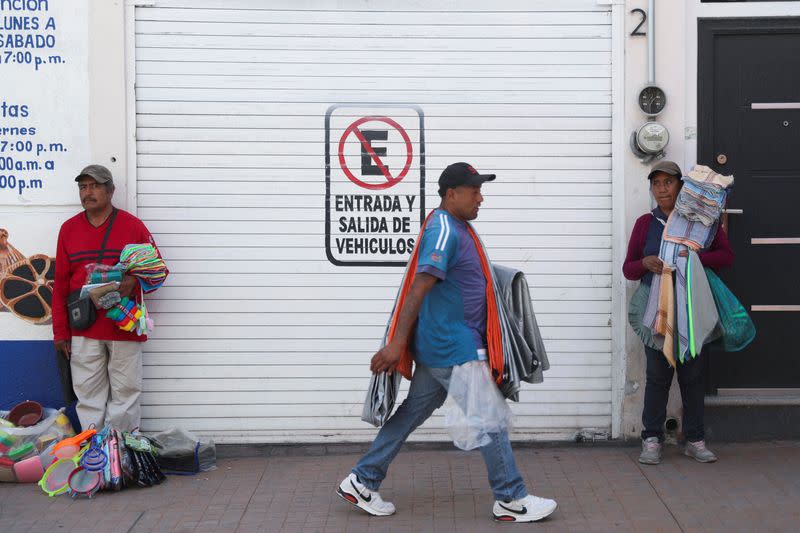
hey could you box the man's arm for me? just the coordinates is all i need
[52,226,72,358]
[369,272,438,374]
[120,218,169,299]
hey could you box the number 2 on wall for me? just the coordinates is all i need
[630,8,647,37]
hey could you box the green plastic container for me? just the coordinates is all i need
[8,442,35,461]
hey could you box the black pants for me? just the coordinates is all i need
[641,345,706,442]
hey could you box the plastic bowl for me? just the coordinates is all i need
[7,401,43,427]
[13,454,45,483]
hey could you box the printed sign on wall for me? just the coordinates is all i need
[325,104,425,266]
[0,0,90,205]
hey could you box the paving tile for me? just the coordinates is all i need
[1,442,799,532]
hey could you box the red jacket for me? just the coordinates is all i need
[52,208,168,342]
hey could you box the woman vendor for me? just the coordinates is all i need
[623,160,733,465]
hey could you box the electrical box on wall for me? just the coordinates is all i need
[632,85,669,162]
[630,121,669,162]
[638,85,666,116]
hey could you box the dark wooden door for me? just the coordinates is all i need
[699,18,800,390]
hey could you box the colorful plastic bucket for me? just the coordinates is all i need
[12,454,44,483]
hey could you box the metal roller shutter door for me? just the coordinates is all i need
[134,0,614,443]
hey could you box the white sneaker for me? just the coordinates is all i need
[336,473,396,516]
[684,440,718,463]
[492,494,557,522]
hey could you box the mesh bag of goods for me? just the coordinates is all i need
[148,427,216,474]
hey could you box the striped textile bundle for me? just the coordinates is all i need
[675,165,733,226]
[117,244,168,292]
[643,211,718,365]
[661,212,718,251]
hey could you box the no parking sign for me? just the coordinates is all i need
[325,105,425,266]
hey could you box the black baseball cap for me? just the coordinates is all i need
[438,162,496,196]
[647,160,682,181]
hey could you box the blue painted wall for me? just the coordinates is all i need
[0,340,78,429]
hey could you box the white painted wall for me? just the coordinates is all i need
[0,0,126,340]
[18,0,795,444]
[619,0,800,440]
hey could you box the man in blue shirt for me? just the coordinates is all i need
[337,162,557,523]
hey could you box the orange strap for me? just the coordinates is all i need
[391,210,504,384]
[389,211,432,380]
[465,226,505,385]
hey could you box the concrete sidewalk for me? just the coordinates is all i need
[1,441,798,532]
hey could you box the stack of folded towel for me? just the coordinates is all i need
[675,165,733,226]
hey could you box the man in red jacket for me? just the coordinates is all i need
[52,164,168,431]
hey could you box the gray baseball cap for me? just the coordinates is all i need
[75,164,113,184]
[647,160,682,180]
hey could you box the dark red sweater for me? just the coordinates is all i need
[52,209,168,342]
[622,212,734,281]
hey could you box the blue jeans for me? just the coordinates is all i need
[353,363,528,502]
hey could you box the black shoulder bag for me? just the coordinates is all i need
[67,208,118,330]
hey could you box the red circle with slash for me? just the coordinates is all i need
[338,116,413,190]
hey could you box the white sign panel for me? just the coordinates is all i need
[325,104,425,266]
[0,0,90,205]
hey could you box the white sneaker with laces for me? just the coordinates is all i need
[639,436,663,465]
[336,473,396,516]
[492,494,557,522]
[684,440,718,463]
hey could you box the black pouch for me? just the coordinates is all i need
[67,289,96,330]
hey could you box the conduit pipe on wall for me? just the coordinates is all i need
[648,0,655,83]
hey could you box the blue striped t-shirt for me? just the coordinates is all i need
[413,209,487,368]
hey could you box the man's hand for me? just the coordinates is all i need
[118,275,138,299]
[370,342,404,375]
[54,339,71,360]
[642,256,664,274]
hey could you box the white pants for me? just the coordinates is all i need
[70,337,143,431]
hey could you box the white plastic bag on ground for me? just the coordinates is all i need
[0,408,74,450]
[442,361,514,450]
[0,408,75,482]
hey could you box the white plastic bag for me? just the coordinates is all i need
[0,408,75,482]
[0,408,74,448]
[442,361,514,450]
